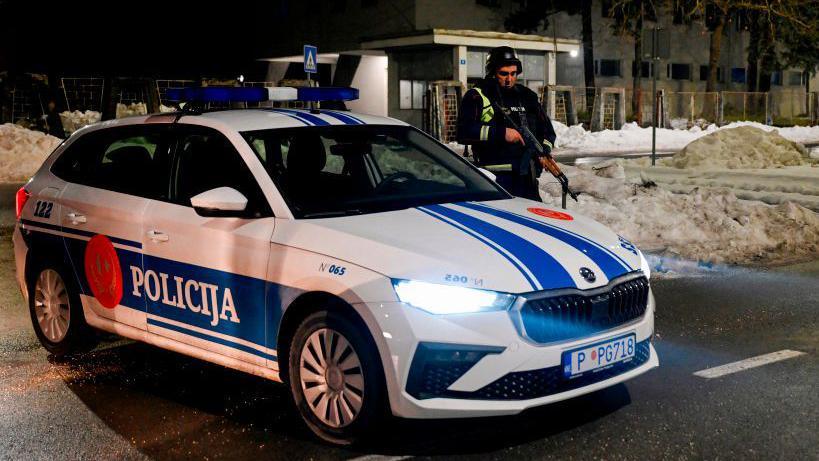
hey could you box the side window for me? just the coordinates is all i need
[51,126,170,200]
[51,131,107,185]
[173,128,271,218]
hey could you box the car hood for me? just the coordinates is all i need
[272,198,642,294]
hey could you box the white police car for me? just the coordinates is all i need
[13,87,657,444]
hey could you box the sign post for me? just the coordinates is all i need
[304,44,318,111]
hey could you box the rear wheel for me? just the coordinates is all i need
[288,310,387,445]
[29,264,95,356]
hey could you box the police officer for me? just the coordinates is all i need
[457,46,557,201]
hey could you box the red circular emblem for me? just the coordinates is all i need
[84,234,123,309]
[527,207,574,221]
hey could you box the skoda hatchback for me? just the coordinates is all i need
[13,89,657,445]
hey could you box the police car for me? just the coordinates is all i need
[13,86,657,444]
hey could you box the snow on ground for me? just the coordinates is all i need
[116,102,148,119]
[0,124,61,182]
[538,160,819,266]
[670,126,809,169]
[552,120,819,154]
[59,110,101,135]
[622,126,819,211]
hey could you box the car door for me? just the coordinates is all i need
[53,124,172,330]
[140,124,276,369]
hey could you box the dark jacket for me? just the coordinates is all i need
[457,78,556,175]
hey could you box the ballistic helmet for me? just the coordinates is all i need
[485,46,523,77]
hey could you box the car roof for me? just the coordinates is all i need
[198,109,409,132]
[79,109,409,134]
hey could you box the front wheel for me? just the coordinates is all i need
[288,310,387,445]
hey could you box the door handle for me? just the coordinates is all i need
[147,230,169,242]
[66,212,86,224]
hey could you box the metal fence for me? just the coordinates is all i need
[543,86,819,129]
[60,77,104,113]
[664,92,720,128]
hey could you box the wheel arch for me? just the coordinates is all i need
[276,291,381,385]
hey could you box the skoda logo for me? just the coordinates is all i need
[579,267,596,283]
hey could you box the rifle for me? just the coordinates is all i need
[491,101,578,209]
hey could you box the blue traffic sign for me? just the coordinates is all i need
[304,45,318,74]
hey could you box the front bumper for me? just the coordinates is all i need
[355,287,657,419]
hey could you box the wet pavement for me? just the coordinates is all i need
[1,196,817,459]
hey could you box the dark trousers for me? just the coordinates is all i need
[495,170,542,202]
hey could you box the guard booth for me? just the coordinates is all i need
[361,29,580,137]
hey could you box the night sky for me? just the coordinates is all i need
[0,0,295,79]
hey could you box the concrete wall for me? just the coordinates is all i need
[347,55,389,116]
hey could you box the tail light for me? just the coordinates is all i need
[15,186,30,220]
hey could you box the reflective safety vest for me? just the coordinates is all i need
[473,88,494,123]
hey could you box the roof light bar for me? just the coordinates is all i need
[164,86,358,104]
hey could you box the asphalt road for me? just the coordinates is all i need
[1,191,817,460]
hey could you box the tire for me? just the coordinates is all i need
[28,263,96,357]
[288,310,388,445]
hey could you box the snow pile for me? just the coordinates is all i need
[0,124,61,182]
[552,120,819,153]
[116,102,147,118]
[671,126,810,170]
[538,160,819,266]
[59,110,101,134]
[159,104,177,113]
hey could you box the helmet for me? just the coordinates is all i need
[485,46,523,77]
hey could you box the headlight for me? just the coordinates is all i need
[639,251,651,280]
[393,280,516,315]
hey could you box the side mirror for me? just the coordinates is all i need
[190,187,248,217]
[478,167,497,182]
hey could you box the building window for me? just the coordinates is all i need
[596,59,621,77]
[633,61,652,78]
[771,71,782,86]
[699,65,723,82]
[399,80,426,110]
[668,63,692,80]
[786,71,803,86]
[731,67,746,84]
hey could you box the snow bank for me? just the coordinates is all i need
[538,160,819,266]
[552,120,819,153]
[116,102,147,118]
[59,110,101,135]
[0,124,61,182]
[671,126,810,169]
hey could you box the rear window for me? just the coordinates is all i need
[52,126,171,200]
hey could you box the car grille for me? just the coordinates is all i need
[519,275,649,344]
[411,339,651,400]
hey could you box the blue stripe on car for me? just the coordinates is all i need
[266,108,330,126]
[322,110,364,125]
[20,218,142,249]
[416,207,539,291]
[420,204,576,290]
[147,317,277,362]
[456,202,632,279]
[264,109,311,126]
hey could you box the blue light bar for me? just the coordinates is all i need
[296,87,359,102]
[165,86,359,105]
[165,87,268,103]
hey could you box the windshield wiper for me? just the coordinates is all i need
[301,209,363,218]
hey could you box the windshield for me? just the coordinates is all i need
[241,124,509,218]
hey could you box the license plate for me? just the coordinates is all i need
[562,333,636,378]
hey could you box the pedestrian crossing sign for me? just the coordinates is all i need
[304,45,318,74]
